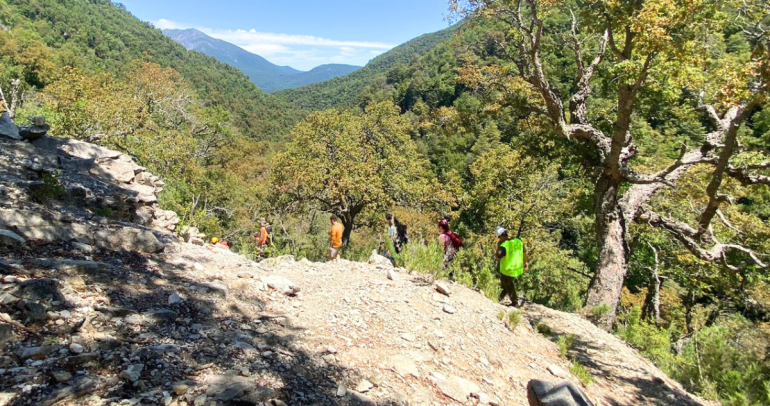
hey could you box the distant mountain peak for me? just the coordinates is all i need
[163,29,361,93]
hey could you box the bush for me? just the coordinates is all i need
[30,172,65,201]
[570,362,593,386]
[586,304,611,323]
[616,308,770,406]
[399,241,445,276]
[616,307,675,369]
[669,324,770,406]
[557,334,575,358]
[498,309,521,331]
[535,323,553,337]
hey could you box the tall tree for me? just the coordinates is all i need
[272,102,446,245]
[451,0,770,329]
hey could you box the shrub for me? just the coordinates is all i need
[535,323,553,337]
[557,334,575,358]
[669,324,770,406]
[499,309,521,331]
[589,304,611,319]
[570,362,593,386]
[616,307,675,370]
[30,171,65,201]
[399,241,444,276]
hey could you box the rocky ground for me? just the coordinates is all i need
[0,135,715,406]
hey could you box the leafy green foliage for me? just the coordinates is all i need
[535,323,553,337]
[272,102,447,244]
[498,309,521,331]
[2,0,300,140]
[569,362,593,386]
[30,171,65,201]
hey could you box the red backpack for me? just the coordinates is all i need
[444,231,464,250]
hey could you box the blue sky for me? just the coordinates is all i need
[119,0,453,70]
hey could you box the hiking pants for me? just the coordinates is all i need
[499,274,518,305]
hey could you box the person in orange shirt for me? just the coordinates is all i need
[256,219,269,248]
[329,215,345,261]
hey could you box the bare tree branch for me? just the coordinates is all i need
[697,102,758,236]
[728,164,770,185]
[638,208,767,268]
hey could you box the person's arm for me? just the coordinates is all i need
[496,245,506,260]
[524,244,529,271]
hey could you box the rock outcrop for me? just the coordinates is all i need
[0,136,178,253]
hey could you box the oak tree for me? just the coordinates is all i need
[272,102,445,245]
[451,0,770,329]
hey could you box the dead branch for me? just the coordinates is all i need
[637,208,767,269]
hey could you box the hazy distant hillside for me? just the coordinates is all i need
[164,29,360,92]
[275,24,459,111]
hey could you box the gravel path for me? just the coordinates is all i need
[0,242,715,406]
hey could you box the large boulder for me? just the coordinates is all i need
[258,255,295,269]
[436,376,480,402]
[152,209,179,232]
[261,275,300,296]
[368,250,393,267]
[0,209,92,244]
[134,206,155,226]
[92,156,138,184]
[12,279,64,303]
[56,137,121,160]
[181,226,206,244]
[93,227,165,253]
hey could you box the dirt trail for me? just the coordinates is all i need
[0,242,716,406]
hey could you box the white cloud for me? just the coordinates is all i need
[154,19,188,30]
[153,19,395,70]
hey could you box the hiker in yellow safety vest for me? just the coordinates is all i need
[495,226,528,307]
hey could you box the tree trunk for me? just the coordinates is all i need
[340,214,354,248]
[642,274,665,326]
[585,175,629,330]
[652,277,664,326]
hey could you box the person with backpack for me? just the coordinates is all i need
[495,226,529,306]
[385,213,408,254]
[254,219,273,257]
[438,219,463,271]
[256,219,269,248]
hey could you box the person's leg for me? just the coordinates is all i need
[500,274,515,305]
[511,277,519,307]
[498,274,508,302]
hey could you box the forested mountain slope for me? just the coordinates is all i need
[2,0,300,139]
[164,29,360,93]
[275,24,460,110]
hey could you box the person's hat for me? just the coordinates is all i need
[496,226,508,238]
[211,237,219,244]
